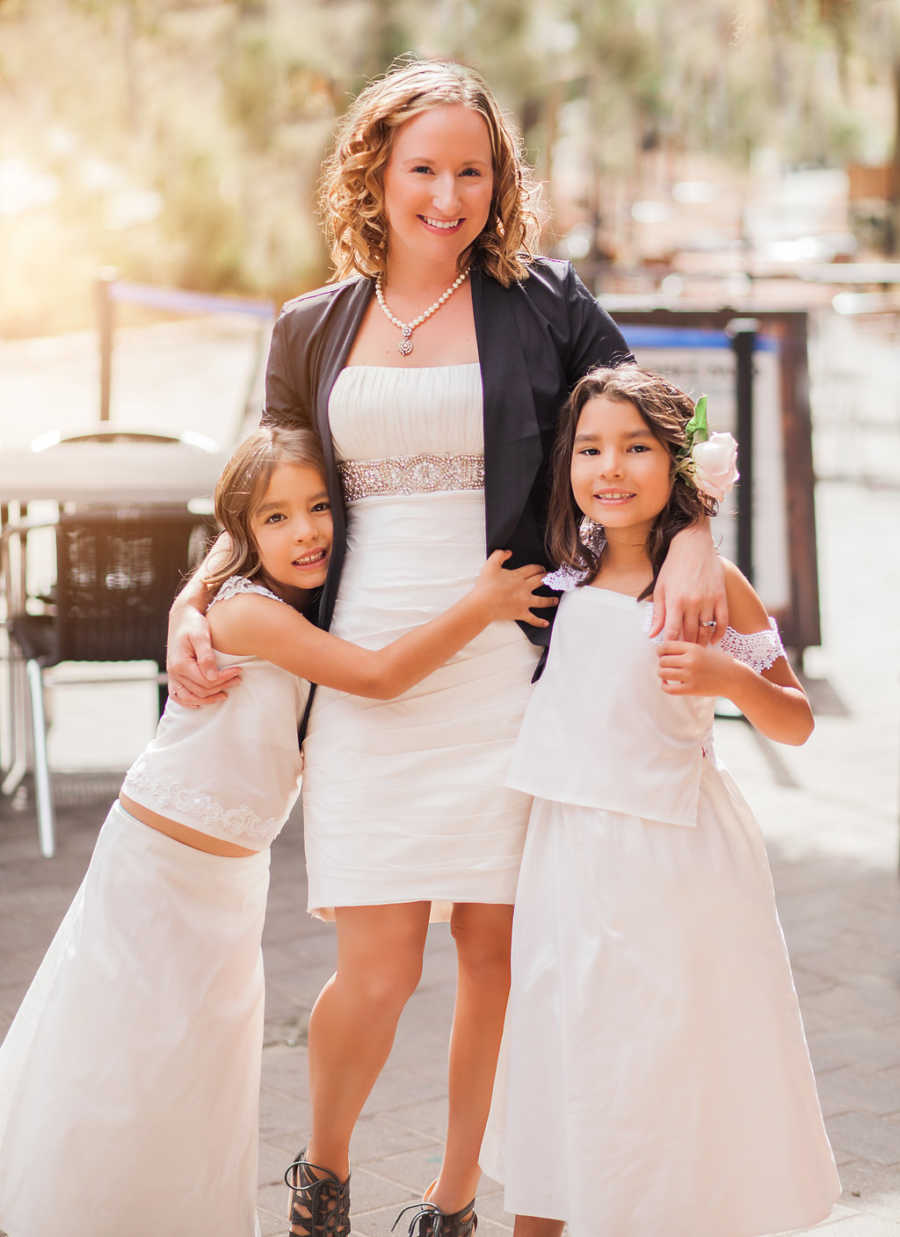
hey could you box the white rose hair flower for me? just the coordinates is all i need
[683,396,739,502]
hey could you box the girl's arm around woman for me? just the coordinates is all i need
[656,559,814,746]
[209,551,553,700]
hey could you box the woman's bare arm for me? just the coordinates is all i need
[649,519,728,646]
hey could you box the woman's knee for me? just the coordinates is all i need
[451,904,513,981]
[334,904,428,1012]
[345,949,423,1011]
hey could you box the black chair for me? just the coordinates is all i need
[3,509,213,856]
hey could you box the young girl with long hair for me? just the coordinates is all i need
[480,367,841,1237]
[0,426,552,1237]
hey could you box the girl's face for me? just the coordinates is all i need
[249,462,332,599]
[381,103,494,270]
[571,395,673,540]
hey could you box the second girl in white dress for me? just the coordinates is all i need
[481,367,841,1237]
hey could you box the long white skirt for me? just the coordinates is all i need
[481,765,841,1237]
[0,801,269,1237]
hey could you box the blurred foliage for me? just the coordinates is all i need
[1,0,898,334]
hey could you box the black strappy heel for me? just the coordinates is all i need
[284,1148,351,1237]
[392,1197,478,1237]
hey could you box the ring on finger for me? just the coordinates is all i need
[700,619,717,628]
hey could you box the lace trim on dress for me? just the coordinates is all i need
[123,752,288,844]
[208,575,287,609]
[542,563,590,592]
[719,617,785,673]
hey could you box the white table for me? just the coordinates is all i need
[0,437,227,506]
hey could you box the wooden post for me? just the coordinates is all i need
[96,268,117,423]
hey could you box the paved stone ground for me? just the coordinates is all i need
[2,478,898,1235]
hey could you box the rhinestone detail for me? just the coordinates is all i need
[338,453,485,504]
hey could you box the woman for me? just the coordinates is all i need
[168,58,726,1237]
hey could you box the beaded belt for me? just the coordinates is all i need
[338,453,485,503]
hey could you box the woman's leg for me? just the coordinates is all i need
[304,901,431,1178]
[428,901,514,1212]
[513,1217,565,1237]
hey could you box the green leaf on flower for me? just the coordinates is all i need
[685,395,709,446]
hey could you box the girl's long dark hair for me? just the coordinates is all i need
[546,366,718,600]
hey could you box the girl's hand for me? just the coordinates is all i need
[473,550,558,626]
[166,603,241,707]
[656,640,738,698]
[649,522,727,645]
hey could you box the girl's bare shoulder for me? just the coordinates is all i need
[720,558,771,634]
[207,586,311,657]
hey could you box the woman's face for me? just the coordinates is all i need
[381,103,494,271]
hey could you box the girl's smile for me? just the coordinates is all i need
[571,394,672,541]
[250,462,333,601]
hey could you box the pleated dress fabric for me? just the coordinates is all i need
[480,586,841,1237]
[0,802,268,1237]
[301,364,541,922]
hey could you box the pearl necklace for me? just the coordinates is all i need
[374,267,470,356]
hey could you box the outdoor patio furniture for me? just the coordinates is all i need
[2,509,213,857]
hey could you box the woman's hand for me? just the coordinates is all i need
[656,640,738,698]
[472,550,558,626]
[166,601,241,708]
[649,522,727,645]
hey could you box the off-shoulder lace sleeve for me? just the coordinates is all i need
[543,564,590,592]
[208,575,287,609]
[719,617,785,673]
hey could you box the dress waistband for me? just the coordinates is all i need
[338,453,485,503]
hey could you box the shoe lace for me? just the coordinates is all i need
[285,1156,349,1237]
[392,1201,441,1237]
[392,1200,477,1237]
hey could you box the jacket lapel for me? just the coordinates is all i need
[472,267,543,551]
[314,276,374,625]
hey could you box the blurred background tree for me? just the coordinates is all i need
[1,0,897,334]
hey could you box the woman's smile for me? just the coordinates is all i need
[418,214,465,233]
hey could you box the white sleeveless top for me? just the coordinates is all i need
[507,584,785,829]
[121,577,309,851]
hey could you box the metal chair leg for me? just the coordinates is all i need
[25,658,55,858]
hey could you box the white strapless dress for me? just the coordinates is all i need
[301,364,541,922]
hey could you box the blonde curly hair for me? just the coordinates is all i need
[320,57,540,287]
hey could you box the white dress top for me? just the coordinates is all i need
[508,586,712,827]
[121,576,309,851]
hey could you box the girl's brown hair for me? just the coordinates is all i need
[320,56,540,286]
[205,426,326,590]
[546,366,718,599]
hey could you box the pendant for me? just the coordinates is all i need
[399,326,414,357]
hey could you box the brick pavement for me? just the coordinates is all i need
[1,478,899,1235]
